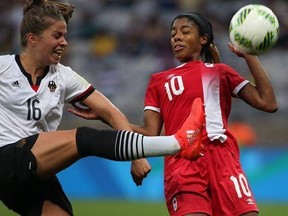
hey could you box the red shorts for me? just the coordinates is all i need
[164,139,259,216]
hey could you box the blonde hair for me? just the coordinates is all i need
[20,0,75,46]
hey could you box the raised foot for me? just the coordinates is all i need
[175,97,205,160]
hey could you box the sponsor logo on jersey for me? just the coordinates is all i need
[48,80,57,92]
[11,80,20,87]
[246,197,254,205]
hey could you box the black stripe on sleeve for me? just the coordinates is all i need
[69,85,95,104]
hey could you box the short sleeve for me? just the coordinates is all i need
[219,64,249,97]
[54,64,95,103]
[144,75,160,113]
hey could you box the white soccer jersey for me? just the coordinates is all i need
[0,54,94,147]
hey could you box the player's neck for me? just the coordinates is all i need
[19,53,47,84]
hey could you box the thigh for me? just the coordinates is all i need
[208,141,259,216]
[164,158,211,216]
[31,129,79,179]
[1,175,73,216]
[167,192,211,216]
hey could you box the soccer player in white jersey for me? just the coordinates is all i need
[0,1,205,215]
[70,12,278,216]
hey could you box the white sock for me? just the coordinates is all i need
[143,135,180,157]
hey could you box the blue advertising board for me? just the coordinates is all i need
[58,147,288,202]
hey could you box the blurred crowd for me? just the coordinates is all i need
[1,0,288,145]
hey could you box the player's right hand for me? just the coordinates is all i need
[130,159,151,186]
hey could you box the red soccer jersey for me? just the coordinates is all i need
[144,60,249,174]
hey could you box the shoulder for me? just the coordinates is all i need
[0,54,14,61]
[49,63,86,84]
[0,54,15,71]
[50,63,81,78]
[51,63,73,73]
[214,63,235,71]
[150,66,179,80]
[201,62,230,69]
[50,63,91,87]
[203,62,238,75]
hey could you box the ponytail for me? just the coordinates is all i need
[204,44,221,63]
[23,0,47,15]
[23,0,74,23]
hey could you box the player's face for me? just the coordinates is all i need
[170,17,207,63]
[34,20,68,65]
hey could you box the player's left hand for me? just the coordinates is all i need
[228,43,246,57]
[130,159,151,186]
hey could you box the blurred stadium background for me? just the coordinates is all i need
[0,0,288,215]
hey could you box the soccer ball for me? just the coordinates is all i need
[229,4,280,55]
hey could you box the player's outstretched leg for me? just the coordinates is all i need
[175,97,205,160]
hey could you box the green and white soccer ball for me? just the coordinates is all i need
[229,4,280,55]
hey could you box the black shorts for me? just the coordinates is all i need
[0,134,73,216]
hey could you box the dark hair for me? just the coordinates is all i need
[20,0,75,47]
[171,12,219,63]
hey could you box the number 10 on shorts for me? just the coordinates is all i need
[230,174,252,198]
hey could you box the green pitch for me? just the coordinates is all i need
[1,200,288,215]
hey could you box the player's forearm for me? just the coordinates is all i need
[106,110,133,131]
[130,124,153,136]
[245,56,278,112]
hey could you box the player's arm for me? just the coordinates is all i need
[228,43,278,113]
[68,100,163,135]
[69,91,154,186]
[80,90,132,131]
[130,110,163,186]
[131,110,163,136]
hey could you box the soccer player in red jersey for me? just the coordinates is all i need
[136,12,277,216]
[69,12,277,216]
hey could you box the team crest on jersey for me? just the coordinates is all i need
[16,138,26,148]
[48,80,57,92]
[172,197,178,211]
